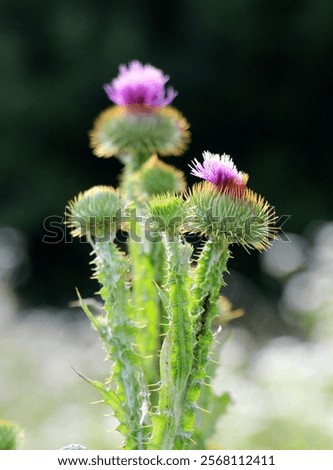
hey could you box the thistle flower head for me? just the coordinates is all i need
[104,60,177,107]
[90,106,190,160]
[184,182,277,251]
[66,186,123,239]
[189,151,248,196]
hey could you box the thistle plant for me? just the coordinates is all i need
[66,61,277,450]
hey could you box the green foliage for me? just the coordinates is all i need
[0,419,22,450]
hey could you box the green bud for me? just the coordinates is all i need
[146,194,185,233]
[66,186,123,239]
[128,155,186,198]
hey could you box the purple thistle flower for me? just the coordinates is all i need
[190,151,248,196]
[104,61,178,107]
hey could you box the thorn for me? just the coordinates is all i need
[203,382,213,388]
[148,380,161,387]
[210,358,219,364]
[196,405,211,414]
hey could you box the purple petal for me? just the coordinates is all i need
[189,152,247,195]
[104,61,177,107]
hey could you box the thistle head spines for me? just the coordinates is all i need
[89,106,190,161]
[184,182,277,251]
[66,185,123,239]
[146,193,185,233]
[89,107,126,158]
[135,155,187,196]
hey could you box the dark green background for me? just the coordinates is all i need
[1,0,332,307]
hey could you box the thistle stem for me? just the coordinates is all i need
[91,240,149,449]
[182,238,230,434]
[120,155,166,390]
[149,232,193,450]
[128,222,161,388]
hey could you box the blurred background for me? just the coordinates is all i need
[1,0,333,449]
